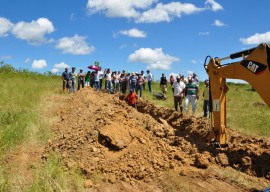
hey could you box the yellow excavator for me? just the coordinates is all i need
[204,43,270,147]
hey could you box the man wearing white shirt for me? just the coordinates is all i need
[146,70,153,93]
[98,67,104,90]
[172,76,186,113]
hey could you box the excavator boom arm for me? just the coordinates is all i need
[204,43,270,145]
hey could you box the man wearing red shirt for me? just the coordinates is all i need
[126,89,138,108]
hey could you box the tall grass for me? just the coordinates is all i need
[226,83,270,137]
[0,63,73,191]
[0,65,60,153]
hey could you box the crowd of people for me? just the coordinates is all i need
[62,67,209,117]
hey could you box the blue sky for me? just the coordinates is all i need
[0,0,270,82]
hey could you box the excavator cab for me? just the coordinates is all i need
[204,43,270,147]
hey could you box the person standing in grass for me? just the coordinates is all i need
[106,68,112,93]
[62,67,70,93]
[98,67,104,90]
[203,79,210,117]
[172,76,186,113]
[183,78,200,116]
[170,75,174,86]
[120,72,128,94]
[160,73,168,96]
[146,70,153,93]
[85,71,91,86]
[136,74,145,97]
[93,71,100,91]
[129,72,138,92]
[77,69,85,90]
[114,71,120,93]
[141,70,146,90]
[69,67,77,93]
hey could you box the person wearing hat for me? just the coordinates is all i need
[146,70,153,93]
[62,67,70,93]
[202,79,210,117]
[129,72,138,92]
[77,68,85,90]
[69,67,77,93]
[172,76,186,113]
[183,78,200,116]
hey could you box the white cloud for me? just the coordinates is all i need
[56,34,95,55]
[51,68,59,73]
[205,0,223,11]
[213,19,225,27]
[32,59,47,69]
[87,0,157,18]
[240,32,270,45]
[51,62,70,74]
[136,2,204,23]
[119,28,146,38]
[12,18,54,45]
[128,48,179,70]
[87,0,219,23]
[54,62,70,69]
[198,31,210,36]
[0,17,13,37]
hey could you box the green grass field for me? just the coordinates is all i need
[0,62,269,191]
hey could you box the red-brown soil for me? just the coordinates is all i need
[43,87,270,191]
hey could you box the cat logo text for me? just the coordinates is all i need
[241,60,267,75]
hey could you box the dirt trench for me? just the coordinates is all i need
[43,87,270,191]
[136,100,270,180]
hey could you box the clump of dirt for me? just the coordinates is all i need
[43,87,270,191]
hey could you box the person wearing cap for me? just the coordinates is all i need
[183,78,200,116]
[160,73,168,96]
[172,76,186,113]
[69,67,77,93]
[203,79,210,117]
[126,89,138,109]
[77,69,85,90]
[146,70,153,93]
[62,67,70,93]
[129,72,138,92]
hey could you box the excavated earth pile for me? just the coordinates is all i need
[43,87,270,191]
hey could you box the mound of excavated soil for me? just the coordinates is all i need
[43,87,270,191]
